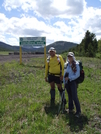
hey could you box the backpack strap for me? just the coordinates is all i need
[64,62,68,69]
[47,56,50,75]
[56,55,62,76]
[47,56,50,63]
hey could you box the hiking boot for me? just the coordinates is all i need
[50,89,55,106]
[50,99,55,106]
[69,109,74,114]
[63,99,67,104]
[75,112,81,118]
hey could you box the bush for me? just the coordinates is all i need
[96,53,101,59]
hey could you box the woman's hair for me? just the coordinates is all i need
[67,54,77,73]
[71,60,77,73]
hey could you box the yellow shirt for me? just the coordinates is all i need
[45,54,64,77]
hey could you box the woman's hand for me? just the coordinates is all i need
[60,75,63,81]
[65,77,69,81]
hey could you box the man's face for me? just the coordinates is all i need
[49,51,55,57]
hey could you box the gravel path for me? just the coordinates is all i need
[0,54,44,63]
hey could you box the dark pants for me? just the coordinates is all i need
[65,80,81,113]
[48,74,61,84]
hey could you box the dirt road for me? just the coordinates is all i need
[0,54,45,64]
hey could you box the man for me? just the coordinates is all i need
[45,47,66,106]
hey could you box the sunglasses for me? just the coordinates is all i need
[68,55,72,57]
[50,51,54,52]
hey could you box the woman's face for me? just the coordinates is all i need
[68,55,73,63]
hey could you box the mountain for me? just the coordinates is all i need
[31,41,78,53]
[45,41,78,53]
[0,41,78,53]
[0,41,36,52]
[0,41,19,51]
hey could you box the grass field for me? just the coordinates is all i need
[0,51,10,55]
[0,56,101,134]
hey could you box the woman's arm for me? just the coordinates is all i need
[68,63,80,81]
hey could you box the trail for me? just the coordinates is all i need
[0,54,44,63]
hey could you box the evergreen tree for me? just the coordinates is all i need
[80,30,98,56]
[68,30,98,57]
[98,39,101,53]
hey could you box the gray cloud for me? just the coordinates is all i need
[35,0,85,18]
[35,0,61,18]
[21,29,47,36]
[1,0,101,45]
[96,32,101,36]
[5,27,47,37]
[85,15,101,32]
[66,0,84,15]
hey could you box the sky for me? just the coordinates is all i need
[0,0,101,46]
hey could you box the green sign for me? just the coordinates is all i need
[19,37,46,46]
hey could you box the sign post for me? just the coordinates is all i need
[19,46,22,64]
[44,46,46,66]
[19,37,46,65]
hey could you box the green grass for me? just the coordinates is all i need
[0,51,10,55]
[0,56,101,134]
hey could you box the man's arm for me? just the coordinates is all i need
[59,55,64,80]
[60,55,64,76]
[45,60,48,81]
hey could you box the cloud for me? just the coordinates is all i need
[0,13,9,33]
[0,13,75,45]
[7,37,18,45]
[53,21,72,37]
[0,35,6,43]
[1,0,101,46]
[81,7,101,39]
[0,13,57,45]
[3,0,37,12]
[3,0,22,11]
[3,0,86,18]
[21,29,47,36]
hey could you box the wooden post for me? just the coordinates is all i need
[20,46,22,64]
[44,46,46,67]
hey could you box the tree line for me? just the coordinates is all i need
[68,30,101,58]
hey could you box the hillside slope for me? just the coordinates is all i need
[0,41,77,53]
[46,41,77,53]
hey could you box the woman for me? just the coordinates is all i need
[64,52,81,117]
